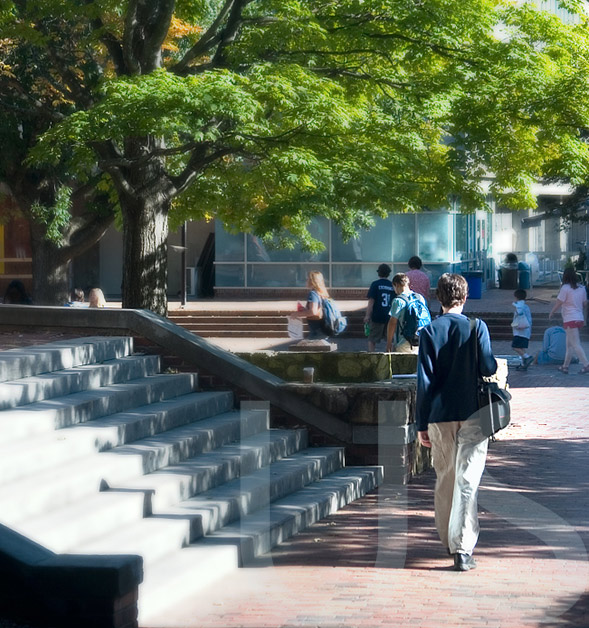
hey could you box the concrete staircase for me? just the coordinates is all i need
[0,336,382,623]
[167,308,366,339]
[168,308,589,342]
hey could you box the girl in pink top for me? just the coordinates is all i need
[549,267,589,374]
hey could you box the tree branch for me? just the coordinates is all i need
[0,79,65,123]
[211,0,253,67]
[91,141,136,200]
[171,146,234,195]
[60,203,116,262]
[141,0,176,72]
[122,0,142,74]
[172,0,236,74]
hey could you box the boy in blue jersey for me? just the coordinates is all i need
[364,263,394,351]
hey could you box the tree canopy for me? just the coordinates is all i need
[2,0,589,312]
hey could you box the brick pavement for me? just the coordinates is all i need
[1,324,589,628]
[143,370,589,628]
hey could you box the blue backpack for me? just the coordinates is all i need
[321,298,348,336]
[397,292,431,346]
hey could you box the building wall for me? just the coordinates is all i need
[214,212,477,292]
[97,219,214,298]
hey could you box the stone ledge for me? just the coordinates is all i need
[0,524,143,628]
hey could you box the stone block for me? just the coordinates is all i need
[352,423,416,445]
[237,351,413,384]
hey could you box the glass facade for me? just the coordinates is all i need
[215,211,477,289]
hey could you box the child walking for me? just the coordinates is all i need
[512,289,533,370]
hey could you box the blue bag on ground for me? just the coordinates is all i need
[321,298,348,336]
[398,293,431,345]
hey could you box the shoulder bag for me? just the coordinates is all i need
[470,318,512,438]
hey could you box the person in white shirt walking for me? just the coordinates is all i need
[549,267,589,374]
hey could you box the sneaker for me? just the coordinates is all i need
[454,552,477,572]
[523,355,534,369]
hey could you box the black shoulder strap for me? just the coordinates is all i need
[470,317,479,371]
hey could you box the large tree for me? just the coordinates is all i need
[3,0,589,314]
[0,13,116,305]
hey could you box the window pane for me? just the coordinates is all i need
[247,264,329,287]
[332,264,378,287]
[332,216,397,263]
[390,214,417,262]
[418,214,450,262]
[247,218,329,262]
[215,263,244,286]
[215,223,244,262]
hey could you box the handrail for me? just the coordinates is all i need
[0,304,352,441]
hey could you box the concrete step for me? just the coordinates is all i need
[55,446,344,571]
[0,391,236,486]
[0,337,385,628]
[0,372,199,442]
[0,397,243,524]
[139,545,238,621]
[0,336,134,383]
[202,466,383,564]
[12,490,147,552]
[0,354,160,411]
[72,516,196,566]
[161,447,346,537]
[138,467,382,622]
[121,428,308,512]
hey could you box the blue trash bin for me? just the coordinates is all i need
[518,262,531,290]
[463,271,483,299]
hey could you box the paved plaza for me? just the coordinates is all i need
[1,284,589,628]
[140,368,589,628]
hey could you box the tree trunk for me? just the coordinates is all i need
[29,222,71,305]
[120,195,169,316]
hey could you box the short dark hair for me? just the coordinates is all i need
[377,263,392,278]
[408,256,422,270]
[513,289,527,300]
[436,273,468,308]
[392,273,410,288]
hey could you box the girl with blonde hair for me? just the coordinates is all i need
[88,288,107,308]
[289,270,330,339]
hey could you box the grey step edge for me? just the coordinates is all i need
[0,354,161,411]
[0,336,135,383]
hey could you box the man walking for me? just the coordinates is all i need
[386,273,429,354]
[364,263,394,351]
[416,273,497,571]
[406,255,431,302]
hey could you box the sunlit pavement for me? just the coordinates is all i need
[139,360,589,628]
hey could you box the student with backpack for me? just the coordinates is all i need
[386,273,431,353]
[288,270,347,339]
[364,263,394,352]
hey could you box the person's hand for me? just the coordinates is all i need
[385,342,392,352]
[418,430,432,448]
[363,316,370,324]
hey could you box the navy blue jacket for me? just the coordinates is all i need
[416,313,497,432]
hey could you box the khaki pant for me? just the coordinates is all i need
[428,420,488,555]
[395,341,418,354]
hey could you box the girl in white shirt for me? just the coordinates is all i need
[549,267,589,374]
